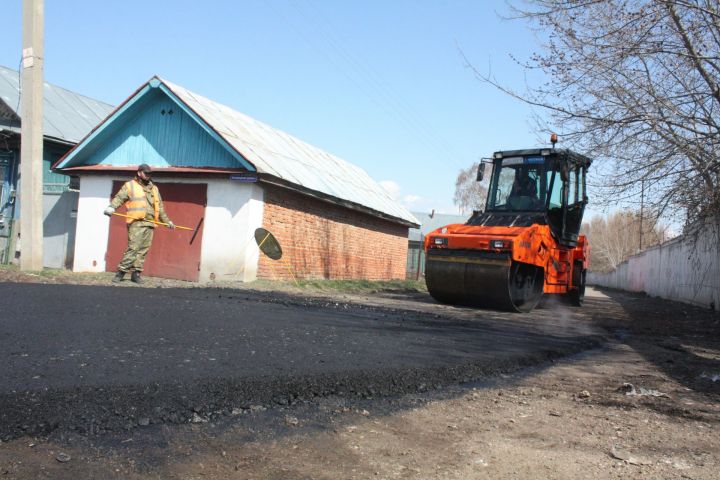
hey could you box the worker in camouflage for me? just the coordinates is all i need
[103,164,174,284]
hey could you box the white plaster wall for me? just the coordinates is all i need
[589,223,720,311]
[42,191,78,269]
[200,181,263,282]
[73,176,264,280]
[73,176,116,272]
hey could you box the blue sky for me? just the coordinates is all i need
[2,0,558,215]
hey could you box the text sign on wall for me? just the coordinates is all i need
[229,173,258,182]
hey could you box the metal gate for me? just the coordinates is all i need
[105,181,207,281]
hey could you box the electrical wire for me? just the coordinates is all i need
[264,0,466,168]
[14,57,22,119]
[298,0,465,162]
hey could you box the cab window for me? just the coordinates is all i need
[547,169,563,209]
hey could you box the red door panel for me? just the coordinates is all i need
[106,181,207,281]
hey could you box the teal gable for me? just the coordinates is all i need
[56,80,254,172]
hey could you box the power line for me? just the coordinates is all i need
[264,0,467,168]
[300,0,465,162]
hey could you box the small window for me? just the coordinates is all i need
[547,169,563,209]
[568,167,578,204]
[493,167,517,207]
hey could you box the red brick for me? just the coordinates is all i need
[258,186,408,280]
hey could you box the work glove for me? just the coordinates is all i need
[167,221,175,229]
[103,207,115,217]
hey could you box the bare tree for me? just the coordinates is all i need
[469,0,720,229]
[582,211,670,272]
[453,162,488,214]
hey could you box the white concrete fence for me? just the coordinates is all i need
[588,222,720,312]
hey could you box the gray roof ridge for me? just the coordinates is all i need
[157,77,375,177]
[150,76,419,227]
[0,64,114,113]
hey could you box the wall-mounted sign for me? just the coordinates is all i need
[229,173,258,182]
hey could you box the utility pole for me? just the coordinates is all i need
[20,0,44,271]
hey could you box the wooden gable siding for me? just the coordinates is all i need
[79,90,239,169]
[42,143,73,193]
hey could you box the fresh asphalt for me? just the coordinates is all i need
[0,282,604,440]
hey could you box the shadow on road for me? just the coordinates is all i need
[587,288,720,411]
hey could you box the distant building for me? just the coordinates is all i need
[407,211,468,279]
[0,65,114,266]
[55,76,419,282]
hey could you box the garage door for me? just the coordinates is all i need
[105,182,207,281]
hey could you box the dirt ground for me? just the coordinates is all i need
[1,269,719,479]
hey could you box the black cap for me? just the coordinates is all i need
[138,164,152,173]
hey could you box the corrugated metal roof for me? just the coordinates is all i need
[159,78,418,226]
[56,76,418,226]
[0,65,115,144]
[408,211,469,242]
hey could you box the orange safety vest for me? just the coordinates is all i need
[123,179,160,223]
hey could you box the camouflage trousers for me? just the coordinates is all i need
[117,221,155,272]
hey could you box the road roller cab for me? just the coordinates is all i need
[424,146,591,312]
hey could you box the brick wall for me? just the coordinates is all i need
[258,186,409,280]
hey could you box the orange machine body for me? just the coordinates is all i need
[424,223,588,295]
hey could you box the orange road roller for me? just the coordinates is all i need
[424,144,591,312]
